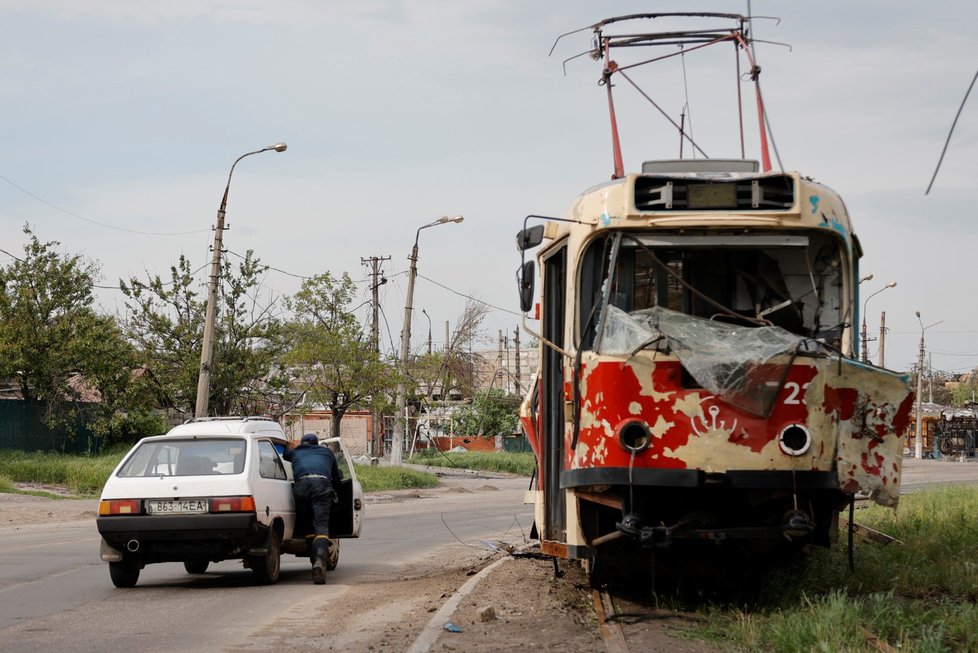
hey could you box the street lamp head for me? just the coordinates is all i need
[885,281,897,289]
[267,142,288,152]
[915,310,921,319]
[435,215,464,225]
[859,274,874,284]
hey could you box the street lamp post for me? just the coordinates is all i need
[914,311,944,459]
[194,143,287,418]
[860,282,896,364]
[422,308,433,355]
[391,216,463,465]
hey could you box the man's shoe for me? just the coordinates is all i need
[312,563,326,584]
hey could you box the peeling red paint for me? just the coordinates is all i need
[841,479,860,493]
[574,357,819,469]
[859,450,884,475]
[893,393,915,435]
[823,386,857,420]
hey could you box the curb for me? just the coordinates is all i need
[405,555,513,653]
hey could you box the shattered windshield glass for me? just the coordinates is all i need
[599,305,806,416]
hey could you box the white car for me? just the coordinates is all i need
[96,417,363,588]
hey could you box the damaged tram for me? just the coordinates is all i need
[517,14,914,581]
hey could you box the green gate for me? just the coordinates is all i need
[0,401,102,454]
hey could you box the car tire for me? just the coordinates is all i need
[326,538,340,571]
[109,562,140,588]
[250,532,281,585]
[184,560,209,574]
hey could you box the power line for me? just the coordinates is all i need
[226,249,313,280]
[0,173,211,236]
[0,247,24,263]
[416,272,521,316]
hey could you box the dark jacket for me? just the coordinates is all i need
[284,444,343,487]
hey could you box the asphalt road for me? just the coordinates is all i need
[1,458,975,651]
[0,472,533,653]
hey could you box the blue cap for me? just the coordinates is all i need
[301,433,319,445]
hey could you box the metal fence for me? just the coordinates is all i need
[0,401,101,454]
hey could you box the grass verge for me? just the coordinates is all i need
[0,451,439,496]
[0,451,121,496]
[353,464,439,492]
[683,485,978,652]
[408,449,535,476]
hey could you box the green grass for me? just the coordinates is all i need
[408,449,535,476]
[353,463,439,492]
[0,451,439,496]
[685,486,978,652]
[0,450,122,496]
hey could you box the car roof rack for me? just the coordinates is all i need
[183,416,277,424]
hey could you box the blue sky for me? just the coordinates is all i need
[1,1,977,376]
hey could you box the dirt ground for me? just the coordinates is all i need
[0,485,724,652]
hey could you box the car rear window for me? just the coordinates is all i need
[118,438,247,477]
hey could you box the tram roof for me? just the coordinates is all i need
[559,167,853,241]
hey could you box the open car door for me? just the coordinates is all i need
[322,437,363,538]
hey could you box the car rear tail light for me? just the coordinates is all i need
[209,496,256,513]
[98,499,142,515]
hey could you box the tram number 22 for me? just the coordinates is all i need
[766,381,811,405]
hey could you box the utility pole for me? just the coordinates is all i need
[514,326,522,396]
[860,318,869,363]
[878,311,887,367]
[914,314,943,458]
[498,329,504,392]
[929,352,934,404]
[361,255,390,457]
[393,215,464,466]
[915,343,925,459]
[195,143,286,418]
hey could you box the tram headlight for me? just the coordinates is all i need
[778,424,812,456]
[616,419,651,454]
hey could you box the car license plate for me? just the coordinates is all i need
[146,499,208,514]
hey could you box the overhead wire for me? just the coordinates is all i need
[679,44,696,158]
[416,273,521,317]
[926,65,978,194]
[0,173,209,236]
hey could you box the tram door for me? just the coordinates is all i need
[541,246,567,542]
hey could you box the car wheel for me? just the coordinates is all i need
[326,538,340,571]
[250,532,281,585]
[109,562,140,588]
[184,560,209,574]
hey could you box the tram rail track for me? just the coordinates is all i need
[593,586,713,652]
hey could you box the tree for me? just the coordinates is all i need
[0,226,156,440]
[285,272,394,439]
[121,250,289,417]
[952,373,978,406]
[412,300,490,402]
[75,315,167,444]
[454,388,520,437]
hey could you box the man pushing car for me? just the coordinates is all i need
[284,433,343,584]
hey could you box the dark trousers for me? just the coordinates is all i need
[294,476,334,562]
